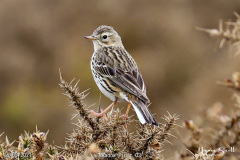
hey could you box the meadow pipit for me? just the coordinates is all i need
[85,25,158,126]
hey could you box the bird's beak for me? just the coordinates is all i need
[84,35,97,40]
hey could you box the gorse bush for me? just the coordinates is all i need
[197,12,240,56]
[0,73,178,160]
[177,12,240,160]
[57,72,178,160]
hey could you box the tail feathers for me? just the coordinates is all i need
[131,100,159,126]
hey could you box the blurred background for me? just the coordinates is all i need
[1,0,240,158]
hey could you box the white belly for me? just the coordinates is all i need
[95,77,116,101]
[91,60,117,101]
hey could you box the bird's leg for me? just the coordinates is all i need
[124,102,131,119]
[123,102,131,129]
[90,99,118,117]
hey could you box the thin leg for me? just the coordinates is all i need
[90,99,118,117]
[123,102,131,129]
[125,102,131,118]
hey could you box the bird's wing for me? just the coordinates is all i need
[94,51,150,103]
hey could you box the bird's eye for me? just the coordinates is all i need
[103,35,108,39]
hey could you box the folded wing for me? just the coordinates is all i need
[94,60,150,103]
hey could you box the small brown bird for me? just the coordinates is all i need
[85,25,158,126]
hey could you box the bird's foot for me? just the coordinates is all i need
[89,100,117,121]
[90,110,104,117]
[122,114,128,120]
[90,110,108,121]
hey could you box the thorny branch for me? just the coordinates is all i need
[58,71,178,160]
[197,12,240,55]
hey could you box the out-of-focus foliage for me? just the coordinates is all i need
[197,12,240,55]
[177,13,240,160]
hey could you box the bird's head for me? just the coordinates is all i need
[85,25,123,50]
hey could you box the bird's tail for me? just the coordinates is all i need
[130,99,158,126]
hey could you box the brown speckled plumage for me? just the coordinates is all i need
[85,25,158,126]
